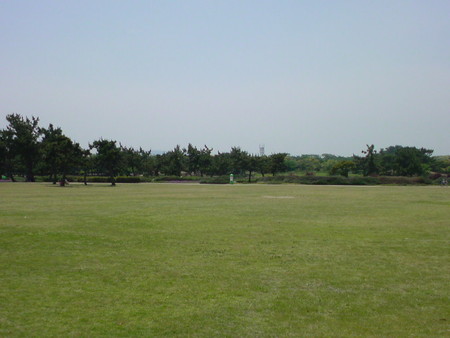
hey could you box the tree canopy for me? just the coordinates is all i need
[90,139,123,186]
[1,114,447,184]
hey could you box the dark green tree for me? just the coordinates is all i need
[40,125,84,186]
[121,146,143,176]
[362,144,378,176]
[229,147,249,176]
[184,143,201,176]
[0,128,18,181]
[153,154,163,176]
[198,145,213,177]
[40,124,63,184]
[378,146,402,175]
[268,153,288,176]
[4,114,42,181]
[394,147,433,176]
[246,155,260,182]
[209,152,232,176]
[160,145,186,176]
[137,148,154,176]
[40,124,62,184]
[256,155,270,177]
[79,148,92,185]
[90,139,124,186]
[59,140,83,186]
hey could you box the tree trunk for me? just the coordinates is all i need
[26,161,35,182]
[59,174,66,186]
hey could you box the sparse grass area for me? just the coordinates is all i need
[1,183,449,336]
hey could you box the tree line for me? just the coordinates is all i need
[1,114,448,186]
[286,145,449,178]
[0,114,287,185]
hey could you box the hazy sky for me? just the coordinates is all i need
[1,1,449,155]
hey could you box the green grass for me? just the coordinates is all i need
[1,183,449,336]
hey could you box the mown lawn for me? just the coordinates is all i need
[1,183,449,336]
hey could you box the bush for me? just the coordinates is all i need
[429,173,442,180]
[260,175,436,185]
[199,176,230,184]
[152,176,201,182]
[76,176,110,183]
[377,176,430,185]
[116,176,143,183]
[257,175,381,185]
[39,174,433,185]
[65,176,151,183]
[348,177,380,185]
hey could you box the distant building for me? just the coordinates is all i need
[259,144,265,156]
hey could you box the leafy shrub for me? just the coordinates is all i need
[377,176,430,185]
[257,175,381,185]
[267,175,434,185]
[310,176,349,185]
[80,176,110,183]
[40,176,55,183]
[152,176,201,182]
[429,173,442,180]
[199,176,230,184]
[348,177,380,185]
[65,176,151,183]
[116,176,143,183]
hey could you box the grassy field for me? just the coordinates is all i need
[1,183,449,336]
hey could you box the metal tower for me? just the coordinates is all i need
[259,144,265,156]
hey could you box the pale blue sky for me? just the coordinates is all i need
[1,1,449,155]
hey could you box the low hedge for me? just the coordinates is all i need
[256,175,377,185]
[152,176,201,182]
[377,176,432,185]
[257,175,435,185]
[66,176,151,183]
[116,176,147,183]
[44,175,203,184]
[35,174,437,185]
[199,176,231,184]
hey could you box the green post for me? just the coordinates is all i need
[230,173,234,184]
